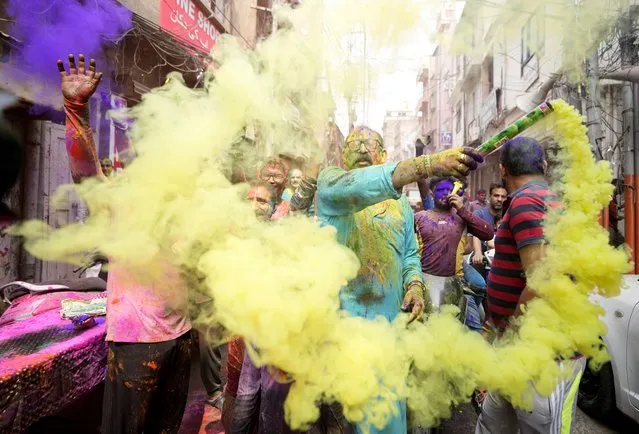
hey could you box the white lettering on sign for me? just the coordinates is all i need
[165,0,219,52]
[198,11,218,40]
[176,0,195,19]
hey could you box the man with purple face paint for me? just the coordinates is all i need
[415,178,493,277]
[414,177,493,332]
[316,126,483,434]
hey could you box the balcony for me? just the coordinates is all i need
[461,53,482,91]
[467,118,481,143]
[480,88,498,132]
[205,0,232,33]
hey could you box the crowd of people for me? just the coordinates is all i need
[48,53,587,434]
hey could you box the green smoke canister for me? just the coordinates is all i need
[475,101,554,156]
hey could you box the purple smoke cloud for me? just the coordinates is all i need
[6,0,132,96]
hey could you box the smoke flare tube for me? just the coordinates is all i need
[475,101,555,156]
[451,181,463,195]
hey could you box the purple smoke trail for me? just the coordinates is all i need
[6,0,132,98]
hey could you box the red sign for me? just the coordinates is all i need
[159,0,220,54]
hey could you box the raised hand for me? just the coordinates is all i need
[427,147,484,179]
[57,54,103,104]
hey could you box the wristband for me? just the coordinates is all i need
[414,156,425,176]
[422,155,432,178]
[405,281,425,300]
[414,155,432,178]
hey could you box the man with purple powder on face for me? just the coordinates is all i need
[415,177,493,278]
[414,177,493,331]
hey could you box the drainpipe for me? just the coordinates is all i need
[631,83,639,273]
[620,10,638,273]
[620,80,635,273]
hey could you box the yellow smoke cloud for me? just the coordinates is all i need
[10,0,633,431]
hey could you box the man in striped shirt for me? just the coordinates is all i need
[476,137,586,434]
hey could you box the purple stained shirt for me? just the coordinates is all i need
[414,205,493,277]
[231,352,301,434]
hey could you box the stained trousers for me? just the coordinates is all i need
[476,357,586,434]
[101,331,193,434]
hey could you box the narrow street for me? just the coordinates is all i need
[2,1,639,433]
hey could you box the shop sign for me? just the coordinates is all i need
[160,0,220,54]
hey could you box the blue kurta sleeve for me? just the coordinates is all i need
[401,197,423,291]
[317,163,402,217]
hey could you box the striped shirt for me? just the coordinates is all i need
[486,180,558,328]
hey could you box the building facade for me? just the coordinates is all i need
[382,110,420,163]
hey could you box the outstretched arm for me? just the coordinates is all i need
[57,54,104,183]
[391,147,483,190]
[318,148,483,217]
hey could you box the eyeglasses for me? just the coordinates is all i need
[345,139,382,152]
[261,173,285,182]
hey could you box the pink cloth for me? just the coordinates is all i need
[0,293,107,432]
[105,265,191,343]
[271,200,290,221]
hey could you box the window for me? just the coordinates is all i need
[521,10,545,77]
[521,19,534,76]
[455,105,462,133]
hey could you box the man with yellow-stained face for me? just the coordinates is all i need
[316,126,483,434]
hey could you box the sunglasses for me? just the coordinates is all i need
[345,139,382,152]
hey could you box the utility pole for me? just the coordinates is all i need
[345,32,358,132]
[585,53,605,161]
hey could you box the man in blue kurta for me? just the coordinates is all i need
[316,126,483,434]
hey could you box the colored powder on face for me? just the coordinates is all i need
[433,180,453,201]
[10,1,632,431]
